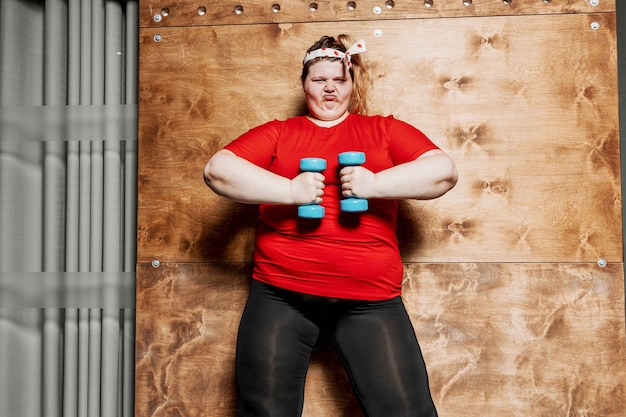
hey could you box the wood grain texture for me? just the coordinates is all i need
[135,262,626,417]
[138,14,621,263]
[139,0,616,28]
[137,6,624,417]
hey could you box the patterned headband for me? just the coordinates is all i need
[302,39,367,69]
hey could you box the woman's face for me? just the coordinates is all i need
[303,60,353,122]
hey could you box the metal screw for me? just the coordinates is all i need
[374,29,383,37]
[373,6,382,13]
[597,258,607,268]
[591,21,600,30]
[152,259,161,268]
[153,13,162,22]
[590,0,599,6]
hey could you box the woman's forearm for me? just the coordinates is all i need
[204,150,292,204]
[374,150,458,200]
[204,149,325,205]
[340,150,458,201]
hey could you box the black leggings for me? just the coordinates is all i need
[236,280,438,417]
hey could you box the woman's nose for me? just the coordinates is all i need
[324,81,335,92]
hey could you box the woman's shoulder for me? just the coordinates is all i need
[348,113,400,127]
[350,112,399,120]
[247,116,305,132]
[268,115,311,128]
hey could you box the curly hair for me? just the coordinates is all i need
[300,35,373,115]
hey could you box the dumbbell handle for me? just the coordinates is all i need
[338,152,368,213]
[298,157,326,218]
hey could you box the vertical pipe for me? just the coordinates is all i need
[102,2,124,414]
[124,0,139,273]
[90,0,105,273]
[67,139,80,271]
[64,4,81,415]
[123,4,139,416]
[0,310,44,417]
[87,309,102,417]
[79,0,94,275]
[79,141,92,273]
[42,2,68,416]
[63,308,79,417]
[78,308,90,417]
[122,309,135,417]
[0,0,45,272]
[42,309,63,417]
[66,0,82,272]
[90,6,106,417]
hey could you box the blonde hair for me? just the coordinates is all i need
[301,34,373,115]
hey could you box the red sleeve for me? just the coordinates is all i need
[386,116,439,165]
[223,120,283,169]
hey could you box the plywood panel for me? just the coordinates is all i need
[137,5,624,417]
[138,13,621,264]
[135,262,626,416]
[139,0,615,28]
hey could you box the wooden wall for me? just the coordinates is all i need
[137,1,625,416]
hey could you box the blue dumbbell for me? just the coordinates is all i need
[338,151,368,212]
[298,157,327,218]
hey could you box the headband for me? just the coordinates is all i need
[302,39,367,69]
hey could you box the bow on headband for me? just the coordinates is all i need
[303,39,367,69]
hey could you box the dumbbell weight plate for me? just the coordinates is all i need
[340,198,368,212]
[337,152,365,166]
[300,157,327,171]
[298,204,325,218]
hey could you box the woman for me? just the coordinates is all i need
[204,35,457,417]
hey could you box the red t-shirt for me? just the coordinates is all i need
[224,113,438,300]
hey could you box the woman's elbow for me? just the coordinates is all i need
[434,156,459,197]
[203,159,217,188]
[203,150,230,192]
[446,163,459,190]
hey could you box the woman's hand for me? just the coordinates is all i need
[290,172,325,205]
[339,166,377,199]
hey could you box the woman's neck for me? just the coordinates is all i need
[306,111,350,128]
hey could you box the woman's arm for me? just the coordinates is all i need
[204,149,325,205]
[339,149,458,200]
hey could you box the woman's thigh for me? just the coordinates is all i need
[331,298,438,417]
[236,281,320,417]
